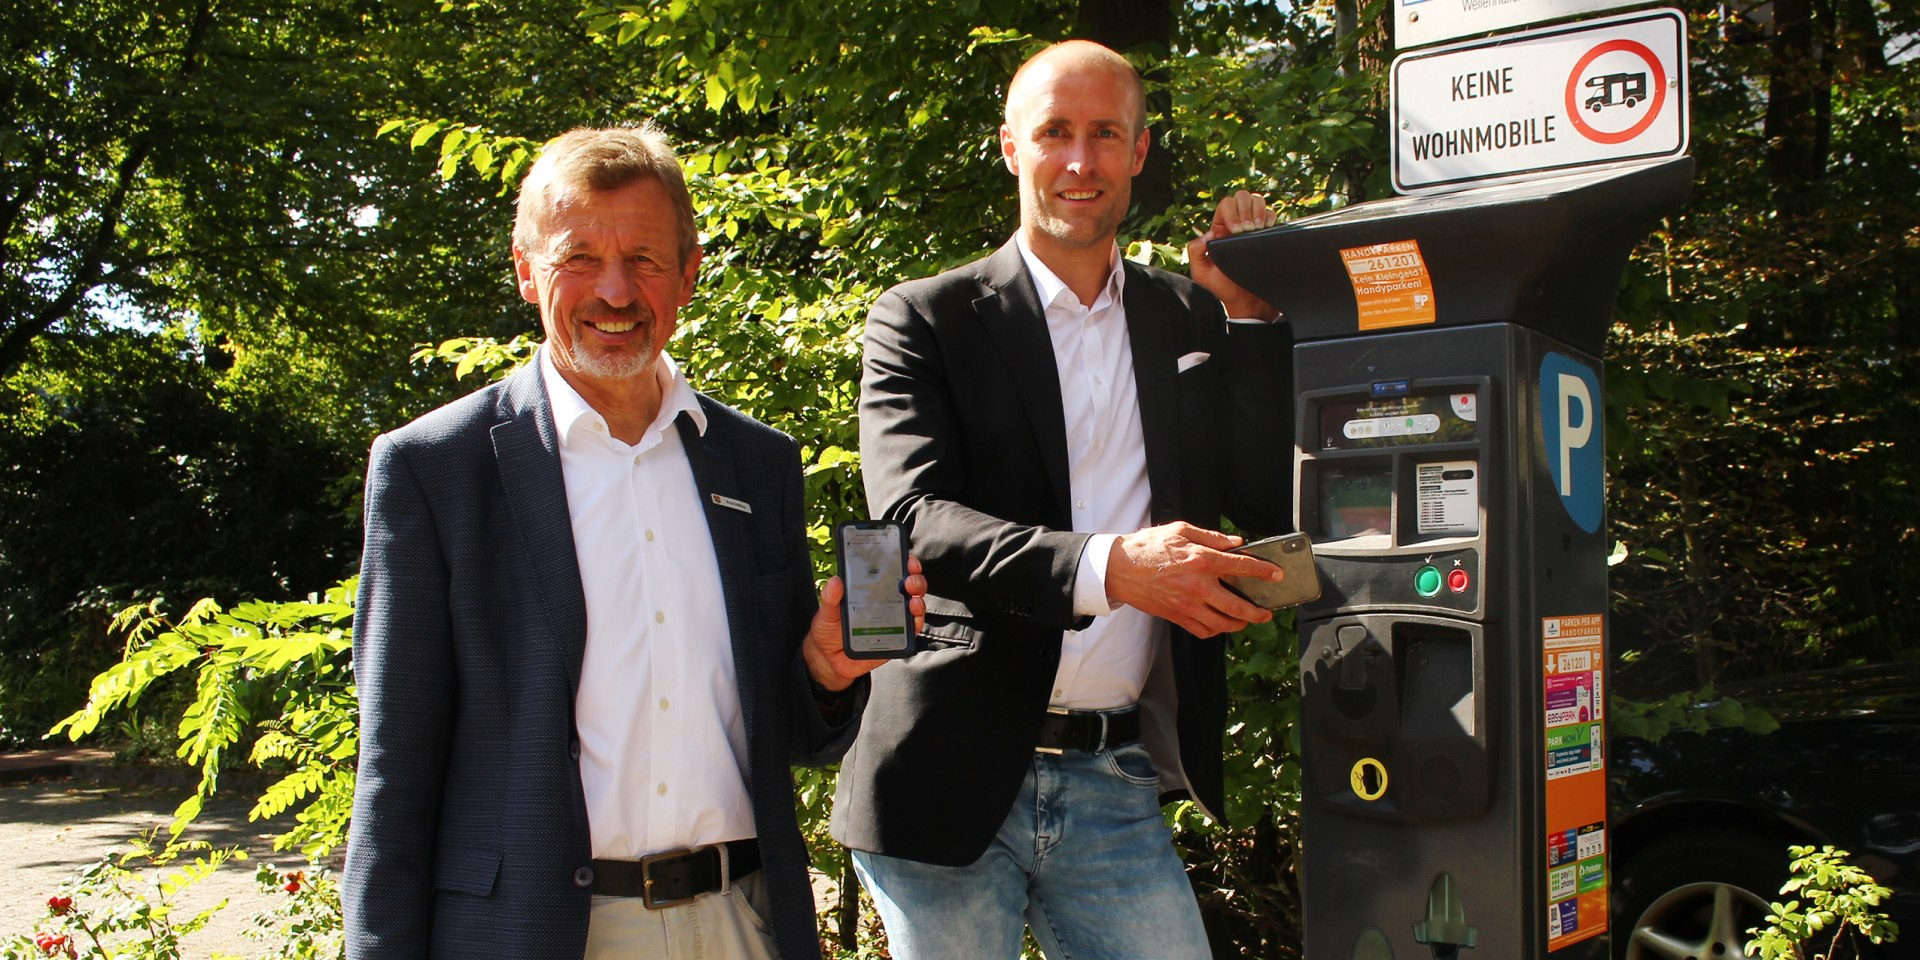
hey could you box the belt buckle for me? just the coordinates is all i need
[638,848,699,910]
[1036,705,1070,755]
[1091,710,1110,753]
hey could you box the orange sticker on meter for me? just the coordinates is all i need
[1339,240,1436,330]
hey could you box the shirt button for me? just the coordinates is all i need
[1075,499,1086,509]
[656,783,668,796]
[658,698,670,711]
[1053,689,1064,698]
[574,866,594,888]
[655,611,666,624]
[645,529,656,542]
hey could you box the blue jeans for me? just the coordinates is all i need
[851,742,1210,960]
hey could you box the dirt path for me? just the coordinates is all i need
[2,753,867,956]
[1,772,324,957]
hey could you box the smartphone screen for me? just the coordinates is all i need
[837,521,913,658]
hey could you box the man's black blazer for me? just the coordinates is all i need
[831,239,1292,867]
[344,359,859,959]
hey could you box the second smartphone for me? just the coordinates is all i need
[1223,532,1322,609]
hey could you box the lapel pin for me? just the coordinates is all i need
[710,493,753,514]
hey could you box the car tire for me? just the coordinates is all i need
[1613,829,1784,960]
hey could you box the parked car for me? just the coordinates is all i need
[1610,662,1920,959]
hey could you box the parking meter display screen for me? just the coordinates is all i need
[1319,391,1478,450]
[1320,464,1393,540]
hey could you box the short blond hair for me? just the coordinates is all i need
[512,125,697,263]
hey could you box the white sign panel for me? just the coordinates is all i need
[1416,460,1480,535]
[1390,8,1688,194]
[1395,0,1642,49]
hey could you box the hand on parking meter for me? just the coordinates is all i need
[1187,190,1280,322]
[1105,521,1282,638]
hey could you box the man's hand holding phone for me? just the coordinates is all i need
[1105,522,1287,638]
[1222,533,1321,610]
[804,521,927,693]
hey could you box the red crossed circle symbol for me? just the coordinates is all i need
[1564,39,1666,144]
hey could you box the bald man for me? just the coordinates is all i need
[831,40,1296,958]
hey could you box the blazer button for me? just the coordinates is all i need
[568,738,581,760]
[574,866,594,888]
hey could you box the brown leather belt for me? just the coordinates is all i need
[1034,706,1141,755]
[591,839,761,908]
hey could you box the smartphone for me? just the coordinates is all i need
[835,520,915,659]
[1223,532,1322,609]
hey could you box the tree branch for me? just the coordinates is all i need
[0,0,218,377]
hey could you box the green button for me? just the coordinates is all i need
[1415,565,1442,597]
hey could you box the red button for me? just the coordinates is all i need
[1447,568,1470,592]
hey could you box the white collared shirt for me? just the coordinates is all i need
[1015,235,1161,711]
[540,346,754,858]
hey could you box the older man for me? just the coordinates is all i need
[832,41,1294,958]
[345,125,922,960]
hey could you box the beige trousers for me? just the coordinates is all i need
[583,870,782,960]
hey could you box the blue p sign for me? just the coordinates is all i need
[1539,352,1602,533]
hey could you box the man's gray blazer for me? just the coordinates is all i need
[344,359,858,959]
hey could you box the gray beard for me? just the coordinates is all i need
[569,339,657,381]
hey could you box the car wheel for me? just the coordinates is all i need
[1614,830,1783,960]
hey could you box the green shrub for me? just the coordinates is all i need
[1748,845,1900,960]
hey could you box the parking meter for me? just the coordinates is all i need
[1210,157,1692,959]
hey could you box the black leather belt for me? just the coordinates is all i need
[1034,706,1140,754]
[591,839,761,908]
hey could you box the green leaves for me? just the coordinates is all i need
[1749,845,1902,958]
[52,581,359,855]
[1609,687,1779,742]
[410,334,540,383]
[378,118,542,191]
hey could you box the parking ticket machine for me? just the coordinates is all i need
[1209,158,1692,959]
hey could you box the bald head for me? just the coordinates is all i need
[1004,40,1147,138]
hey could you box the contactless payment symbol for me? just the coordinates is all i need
[1565,39,1667,145]
[1540,352,1602,534]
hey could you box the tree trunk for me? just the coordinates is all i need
[1676,456,1721,687]
[1331,0,1392,202]
[1764,0,1831,195]
[1074,0,1176,226]
[838,857,859,950]
[1760,0,1837,343]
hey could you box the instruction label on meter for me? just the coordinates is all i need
[1416,461,1479,535]
[1543,614,1609,950]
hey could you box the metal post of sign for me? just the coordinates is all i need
[1209,156,1692,959]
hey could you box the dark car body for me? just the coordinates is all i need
[1609,662,1920,958]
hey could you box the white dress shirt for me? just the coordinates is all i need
[540,346,754,858]
[1015,236,1162,712]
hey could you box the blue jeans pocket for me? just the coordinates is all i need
[1104,742,1161,788]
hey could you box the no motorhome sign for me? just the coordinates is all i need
[1390,8,1688,194]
